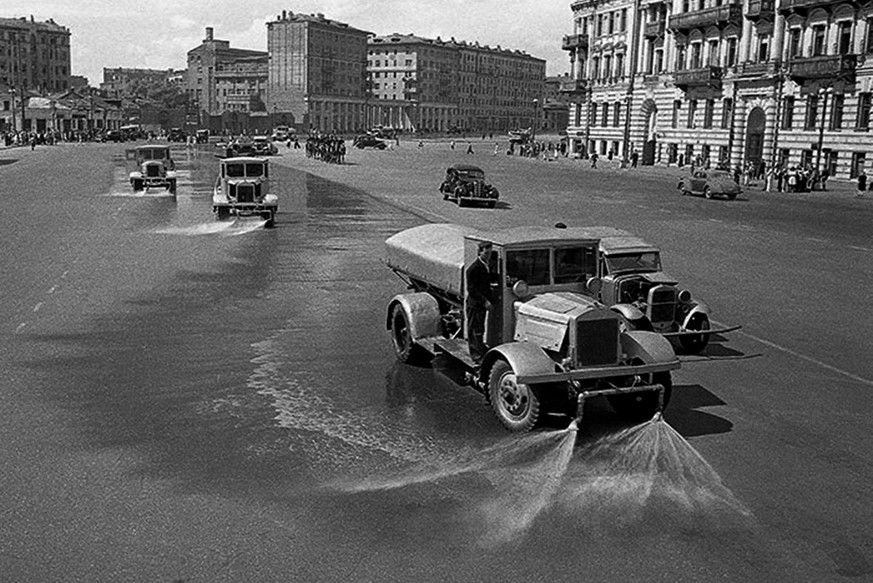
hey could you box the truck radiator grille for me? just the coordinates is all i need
[146,165,161,177]
[575,315,619,367]
[237,184,255,203]
[472,182,482,197]
[648,286,677,326]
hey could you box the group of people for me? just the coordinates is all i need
[304,133,346,164]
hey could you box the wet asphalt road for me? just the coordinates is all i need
[1,141,873,582]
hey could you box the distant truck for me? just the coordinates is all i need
[385,223,680,432]
[127,145,177,194]
[212,156,278,227]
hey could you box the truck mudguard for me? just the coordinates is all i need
[387,292,442,342]
[482,341,557,382]
[609,303,647,324]
[621,330,677,364]
[680,300,711,329]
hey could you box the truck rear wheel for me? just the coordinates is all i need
[607,371,672,423]
[488,360,540,432]
[390,304,417,364]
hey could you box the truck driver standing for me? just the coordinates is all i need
[466,241,493,365]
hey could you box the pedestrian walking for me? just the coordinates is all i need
[450,140,455,150]
[466,143,474,154]
[590,152,598,168]
[493,143,499,156]
[858,171,867,197]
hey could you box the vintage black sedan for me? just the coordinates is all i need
[438,164,500,208]
[353,134,388,149]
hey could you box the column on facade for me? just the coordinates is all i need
[772,3,785,63]
[731,97,747,166]
[739,8,754,64]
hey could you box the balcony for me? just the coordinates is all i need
[644,21,665,39]
[674,66,723,89]
[558,78,589,95]
[736,61,781,77]
[668,4,743,32]
[746,0,774,21]
[562,34,589,52]
[788,54,857,81]
[779,0,841,13]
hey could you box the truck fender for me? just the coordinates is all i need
[129,172,142,179]
[610,303,646,323]
[680,301,711,329]
[481,342,556,383]
[621,330,677,365]
[386,292,441,342]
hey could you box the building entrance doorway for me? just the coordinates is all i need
[744,107,766,167]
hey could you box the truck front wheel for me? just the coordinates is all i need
[488,360,540,432]
[390,304,417,364]
[679,314,710,354]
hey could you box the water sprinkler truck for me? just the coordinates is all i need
[385,223,685,432]
[127,145,177,194]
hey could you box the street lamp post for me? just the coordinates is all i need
[531,98,539,142]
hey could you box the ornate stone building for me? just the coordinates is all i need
[562,0,873,179]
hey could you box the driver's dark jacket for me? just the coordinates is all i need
[466,258,492,307]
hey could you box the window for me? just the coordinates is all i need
[655,49,664,73]
[672,99,681,128]
[812,26,826,56]
[676,45,687,71]
[788,28,802,59]
[826,150,838,177]
[867,17,873,53]
[800,149,813,168]
[858,93,871,129]
[613,101,621,126]
[602,102,609,126]
[687,99,697,128]
[708,40,719,66]
[685,144,694,164]
[506,249,550,286]
[721,98,733,129]
[609,12,615,34]
[758,36,770,62]
[704,99,714,128]
[690,43,702,68]
[621,9,628,32]
[830,94,844,130]
[838,21,852,55]
[554,247,597,284]
[591,102,598,126]
[782,96,795,130]
[805,95,819,130]
[726,38,737,66]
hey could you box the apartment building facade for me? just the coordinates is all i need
[266,11,371,133]
[368,33,546,133]
[562,0,873,179]
[0,16,70,93]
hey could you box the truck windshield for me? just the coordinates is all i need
[604,252,662,274]
[225,163,265,178]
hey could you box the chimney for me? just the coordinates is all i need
[281,10,286,19]
[205,27,214,41]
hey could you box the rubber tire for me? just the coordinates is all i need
[488,360,540,432]
[703,186,714,199]
[390,304,417,364]
[679,314,711,354]
[607,371,672,422]
[168,179,177,194]
[727,192,737,200]
[262,212,275,228]
[132,179,144,192]
[216,207,231,221]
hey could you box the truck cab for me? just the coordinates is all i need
[385,224,680,432]
[212,157,278,227]
[127,145,177,194]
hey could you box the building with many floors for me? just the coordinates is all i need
[266,11,371,133]
[561,0,873,179]
[0,16,70,93]
[100,67,180,97]
[368,33,546,133]
[186,27,268,121]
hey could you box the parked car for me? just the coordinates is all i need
[439,164,500,208]
[167,127,186,142]
[678,169,742,200]
[212,156,278,227]
[126,145,177,194]
[353,134,387,149]
[272,126,292,142]
[195,129,210,144]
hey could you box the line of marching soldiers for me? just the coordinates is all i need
[305,134,346,164]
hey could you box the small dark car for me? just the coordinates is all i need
[353,134,388,149]
[439,164,500,208]
[678,169,742,200]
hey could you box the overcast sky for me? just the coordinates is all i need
[10,0,574,85]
